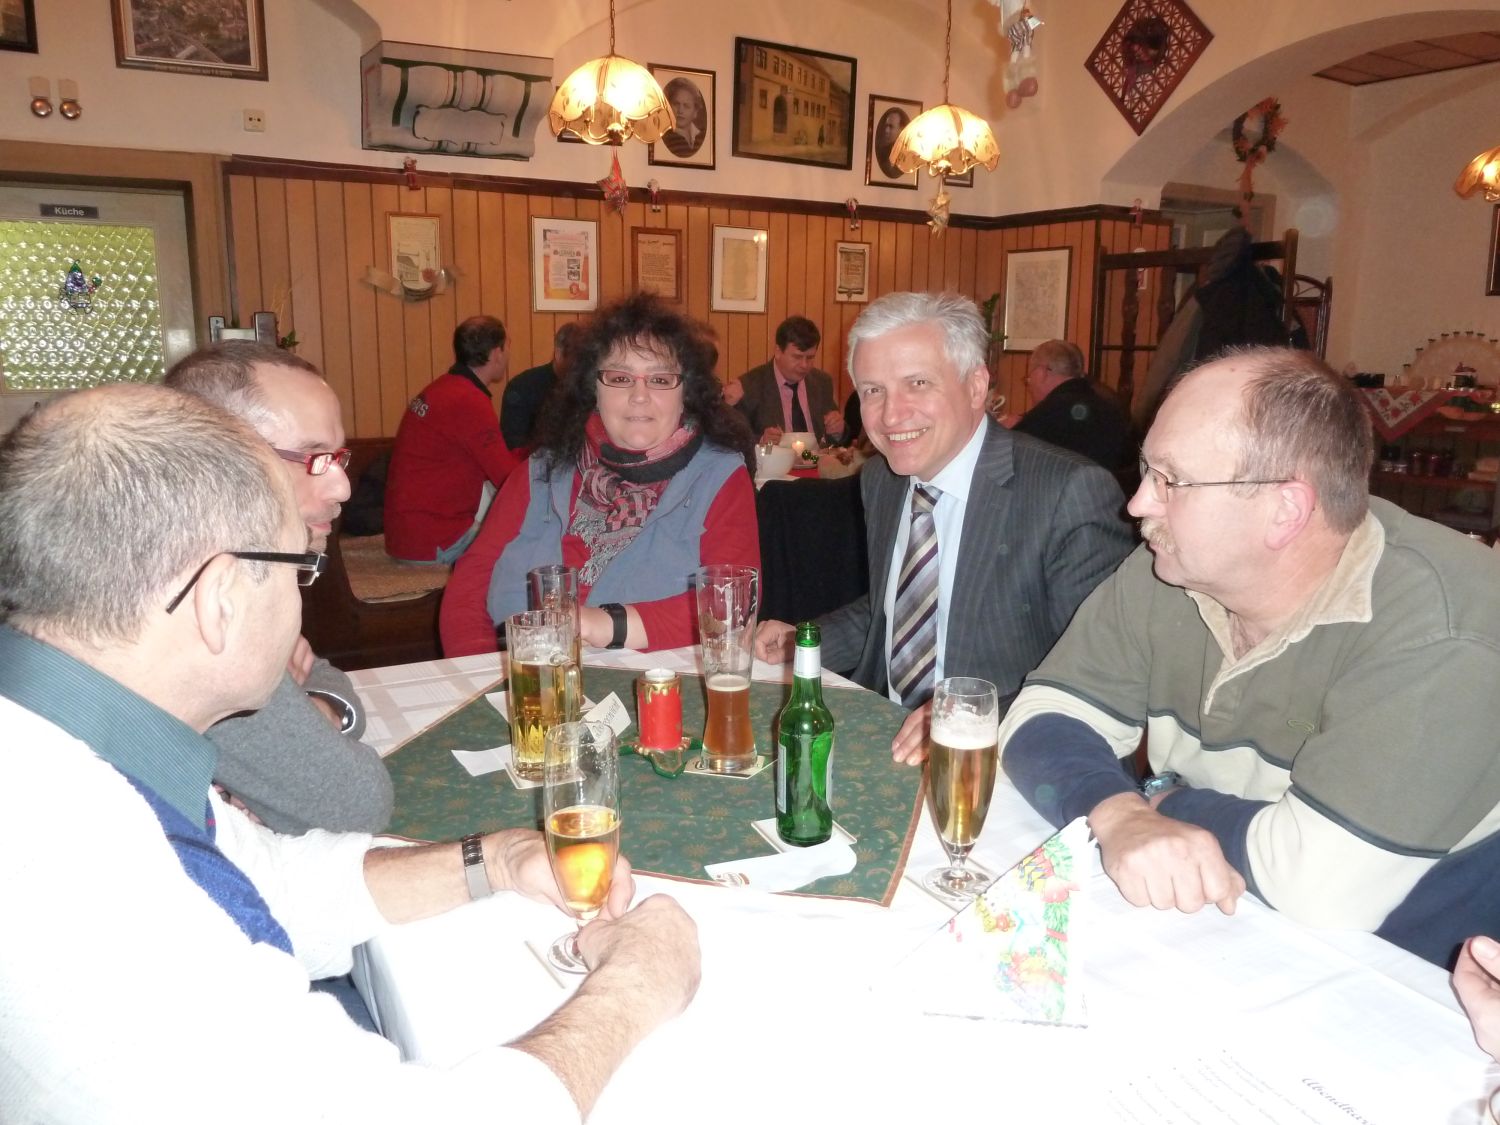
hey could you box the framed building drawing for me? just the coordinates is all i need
[648,64,715,169]
[732,37,856,170]
[531,217,599,312]
[711,226,768,313]
[1003,247,1072,352]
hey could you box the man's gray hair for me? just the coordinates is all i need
[0,384,287,645]
[1030,339,1085,380]
[164,341,319,436]
[846,292,988,382]
[1184,346,1372,534]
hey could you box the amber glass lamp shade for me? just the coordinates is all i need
[548,55,674,145]
[890,104,1000,178]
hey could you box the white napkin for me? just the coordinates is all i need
[459,693,630,789]
[705,831,857,892]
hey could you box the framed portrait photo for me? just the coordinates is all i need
[944,168,975,189]
[1003,247,1073,352]
[531,217,600,312]
[711,225,768,313]
[1488,205,1500,297]
[1,0,38,53]
[732,37,856,170]
[648,64,715,169]
[112,0,268,80]
[866,95,921,189]
[834,242,871,303]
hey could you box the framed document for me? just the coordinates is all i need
[531,217,599,312]
[834,242,870,303]
[1003,247,1073,352]
[711,225,768,313]
[631,228,683,301]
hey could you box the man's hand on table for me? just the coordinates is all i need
[486,829,636,919]
[754,620,795,663]
[1088,792,1245,915]
[890,702,932,765]
[577,894,702,1017]
[1455,935,1500,1061]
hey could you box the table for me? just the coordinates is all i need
[350,653,1495,1123]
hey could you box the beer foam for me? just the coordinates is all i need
[931,712,996,750]
[707,673,750,692]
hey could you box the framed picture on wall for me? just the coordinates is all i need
[648,64,715,169]
[1,0,38,52]
[1003,247,1072,352]
[387,213,441,293]
[531,217,599,312]
[944,168,975,188]
[834,242,870,303]
[111,0,269,80]
[731,37,856,170]
[866,95,921,189]
[1488,204,1500,297]
[631,227,683,301]
[711,225,768,313]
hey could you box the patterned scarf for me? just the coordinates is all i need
[570,412,702,584]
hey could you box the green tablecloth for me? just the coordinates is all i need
[384,666,924,905]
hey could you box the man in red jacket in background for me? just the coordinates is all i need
[385,316,520,563]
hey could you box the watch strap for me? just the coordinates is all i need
[601,602,628,649]
[461,833,492,900]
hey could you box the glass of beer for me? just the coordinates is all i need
[694,564,759,772]
[505,609,581,783]
[542,720,620,973]
[527,564,582,670]
[922,676,1000,904]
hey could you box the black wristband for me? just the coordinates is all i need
[601,602,628,649]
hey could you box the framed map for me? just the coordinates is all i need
[1003,248,1072,352]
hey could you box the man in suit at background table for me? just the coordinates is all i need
[755,291,1133,753]
[999,338,1132,473]
[727,315,847,446]
[0,383,700,1121]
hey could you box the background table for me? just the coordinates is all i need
[350,653,1496,1123]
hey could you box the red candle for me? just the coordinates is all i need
[637,669,683,750]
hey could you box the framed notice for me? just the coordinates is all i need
[648,64,715,169]
[866,94,921,189]
[834,242,870,303]
[631,227,683,301]
[1003,247,1072,352]
[711,225,768,313]
[531,217,599,312]
[112,0,268,80]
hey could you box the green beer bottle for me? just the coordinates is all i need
[775,622,835,846]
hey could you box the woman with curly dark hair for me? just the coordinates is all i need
[441,292,759,655]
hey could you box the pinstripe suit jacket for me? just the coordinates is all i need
[816,419,1134,706]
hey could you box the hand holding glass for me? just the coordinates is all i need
[923,677,1000,904]
[543,721,621,973]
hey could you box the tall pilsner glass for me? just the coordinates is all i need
[528,564,583,671]
[506,609,581,782]
[543,721,620,973]
[695,564,759,772]
[923,676,1000,904]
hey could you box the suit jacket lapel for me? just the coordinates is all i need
[947,422,1014,666]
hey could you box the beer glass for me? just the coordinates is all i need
[528,564,582,670]
[922,677,1000,904]
[694,564,759,772]
[505,609,581,782]
[543,721,620,973]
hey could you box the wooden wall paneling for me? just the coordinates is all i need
[474,190,505,343]
[975,228,1001,313]
[227,176,262,325]
[369,182,408,435]
[748,209,772,364]
[686,205,710,327]
[450,189,482,326]
[816,218,839,387]
[312,179,354,431]
[422,185,456,397]
[396,187,434,409]
[705,205,731,364]
[283,178,324,374]
[956,226,977,300]
[727,208,754,380]
[500,192,531,374]
[762,210,790,376]
[894,220,914,296]
[1069,220,1095,362]
[340,182,382,438]
[909,221,929,295]
[941,225,962,292]
[253,177,291,335]
[875,219,897,298]
[998,225,1024,406]
[783,212,807,324]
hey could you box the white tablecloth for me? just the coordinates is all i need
[350,654,1495,1123]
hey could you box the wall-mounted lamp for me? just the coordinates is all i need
[1456,145,1500,202]
[29,76,52,118]
[58,78,81,120]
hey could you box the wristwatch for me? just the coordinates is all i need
[1139,771,1182,800]
[601,602,628,650]
[460,833,492,900]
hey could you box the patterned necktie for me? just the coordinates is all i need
[786,381,809,432]
[888,484,941,708]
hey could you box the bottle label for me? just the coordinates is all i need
[775,744,787,813]
[793,643,821,680]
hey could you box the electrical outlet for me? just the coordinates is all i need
[242,109,266,132]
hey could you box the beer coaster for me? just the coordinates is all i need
[682,753,773,780]
[751,817,857,852]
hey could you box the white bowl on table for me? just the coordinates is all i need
[755,443,795,481]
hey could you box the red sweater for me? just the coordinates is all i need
[441,461,760,656]
[384,368,519,560]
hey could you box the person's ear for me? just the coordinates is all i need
[1265,479,1316,551]
[967,367,991,410]
[189,555,241,656]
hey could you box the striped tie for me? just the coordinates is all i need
[889,484,941,708]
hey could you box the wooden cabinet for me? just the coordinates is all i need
[1371,414,1500,536]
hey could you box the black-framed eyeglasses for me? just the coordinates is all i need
[272,446,352,476]
[597,370,683,391]
[165,551,327,614]
[1137,455,1292,504]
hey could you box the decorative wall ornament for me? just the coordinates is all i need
[1232,97,1287,201]
[1085,0,1212,136]
[59,260,101,310]
[597,152,630,215]
[360,41,553,160]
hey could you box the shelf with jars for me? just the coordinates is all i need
[1371,415,1500,535]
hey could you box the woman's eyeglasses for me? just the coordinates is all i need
[597,371,683,391]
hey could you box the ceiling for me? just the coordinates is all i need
[1315,31,1500,85]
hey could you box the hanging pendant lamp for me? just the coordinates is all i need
[548,0,674,146]
[890,0,1000,178]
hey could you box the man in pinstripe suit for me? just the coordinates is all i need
[755,292,1133,758]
